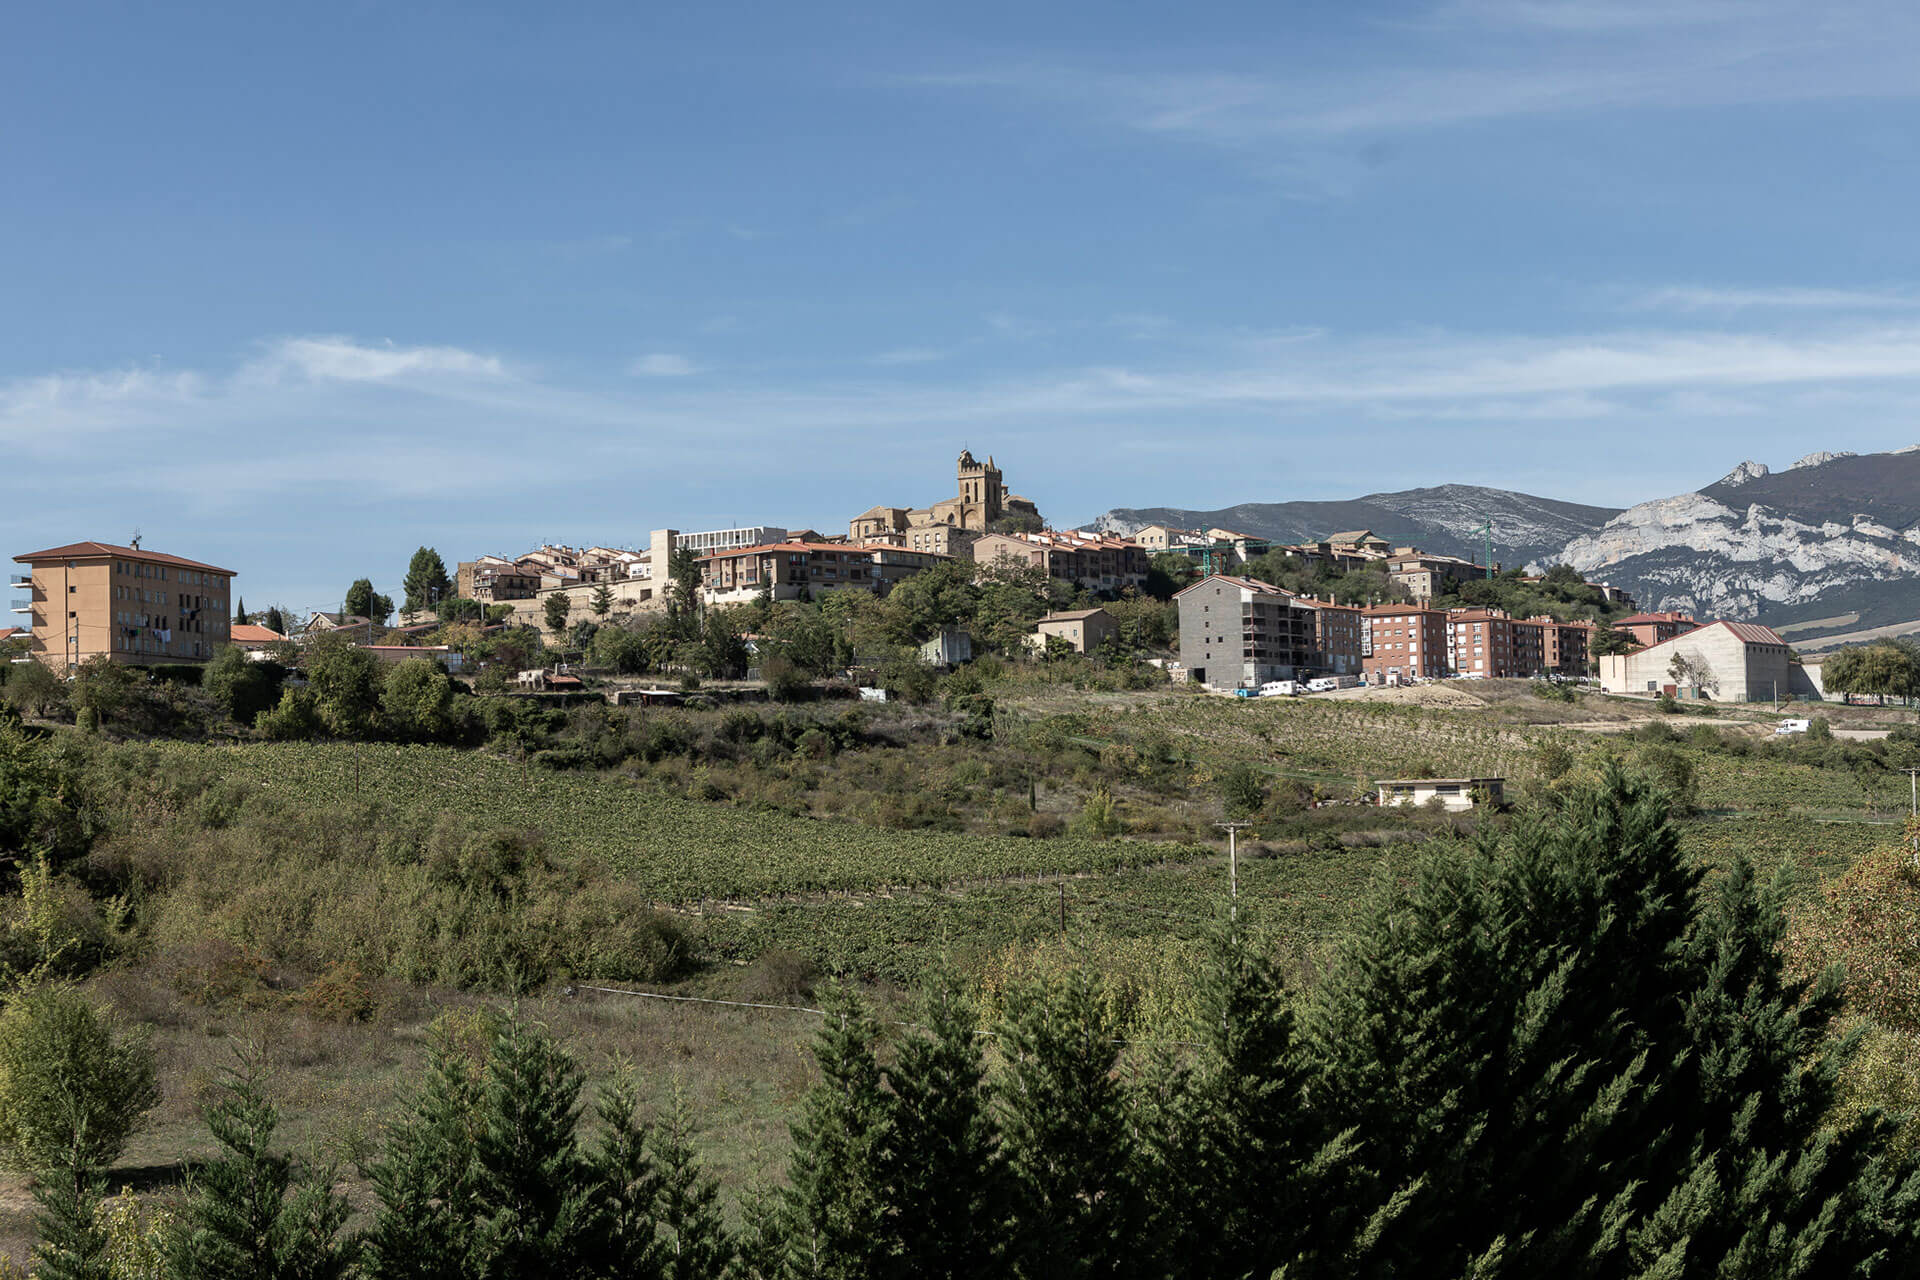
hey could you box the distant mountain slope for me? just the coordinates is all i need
[1085,484,1621,568]
[1086,449,1920,640]
[1554,447,1920,633]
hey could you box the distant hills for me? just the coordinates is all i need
[1085,447,1920,644]
[1085,485,1621,569]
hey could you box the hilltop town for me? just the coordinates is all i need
[10,448,1833,706]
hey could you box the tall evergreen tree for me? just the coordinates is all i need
[361,1040,484,1280]
[263,606,288,636]
[1305,765,1699,1277]
[233,598,250,626]
[584,1078,663,1280]
[404,548,453,616]
[469,1019,595,1279]
[1139,920,1369,1280]
[591,582,614,620]
[654,1081,734,1280]
[31,1175,110,1280]
[783,986,891,1280]
[1628,857,1920,1274]
[996,970,1144,1280]
[878,969,1006,1280]
[164,1070,354,1280]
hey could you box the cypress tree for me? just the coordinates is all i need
[363,1035,484,1280]
[469,1018,595,1279]
[404,549,453,616]
[654,1081,734,1280]
[783,985,891,1280]
[1306,766,1699,1277]
[1140,919,1366,1280]
[996,969,1144,1280]
[1629,856,1920,1274]
[233,599,250,626]
[878,969,1006,1280]
[31,1175,110,1280]
[164,1070,354,1280]
[584,1077,663,1280]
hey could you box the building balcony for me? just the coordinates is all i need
[9,598,30,615]
[8,576,29,591]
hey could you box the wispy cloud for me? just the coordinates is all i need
[872,347,948,365]
[1633,285,1920,312]
[912,1,1920,151]
[251,336,508,384]
[628,352,702,377]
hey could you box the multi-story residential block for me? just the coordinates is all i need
[1362,606,1450,683]
[1175,575,1317,689]
[1295,597,1366,675]
[1598,620,1790,702]
[971,531,1149,593]
[698,542,878,604]
[13,541,233,670]
[674,527,789,556]
[1445,608,1547,678]
[1536,617,1598,674]
[457,556,542,602]
[1386,551,1495,601]
[1614,611,1698,650]
[863,546,952,594]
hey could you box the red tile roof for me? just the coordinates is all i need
[229,624,287,645]
[14,541,235,575]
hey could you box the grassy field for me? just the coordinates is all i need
[121,740,1210,901]
[10,679,1912,1263]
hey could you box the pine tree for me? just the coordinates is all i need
[361,1038,484,1280]
[31,1175,110,1280]
[654,1081,734,1280]
[783,986,891,1280]
[1628,857,1920,1273]
[878,969,1005,1280]
[1139,920,1363,1280]
[164,1069,354,1280]
[996,970,1144,1280]
[263,606,288,636]
[469,1018,595,1279]
[1304,765,1698,1277]
[584,1078,663,1280]
[591,583,614,620]
[405,549,453,616]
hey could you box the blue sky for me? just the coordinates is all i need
[10,0,1920,611]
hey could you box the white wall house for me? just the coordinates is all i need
[1596,620,1791,703]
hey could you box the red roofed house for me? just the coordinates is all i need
[12,541,233,670]
[1614,611,1698,649]
[1597,620,1791,702]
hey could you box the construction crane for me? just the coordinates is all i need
[1471,519,1493,579]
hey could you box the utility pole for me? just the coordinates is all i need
[1214,820,1251,920]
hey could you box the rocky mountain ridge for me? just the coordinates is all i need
[1085,447,1920,639]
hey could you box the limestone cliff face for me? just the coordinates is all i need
[1548,449,1920,628]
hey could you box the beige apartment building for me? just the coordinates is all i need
[13,541,233,670]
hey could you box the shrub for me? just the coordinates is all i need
[0,984,158,1180]
[1808,716,1834,741]
[1220,765,1268,818]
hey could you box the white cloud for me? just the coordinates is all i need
[628,352,701,377]
[872,347,948,365]
[252,336,507,383]
[1634,285,1919,311]
[913,1,1920,148]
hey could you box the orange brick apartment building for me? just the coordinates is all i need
[14,541,233,670]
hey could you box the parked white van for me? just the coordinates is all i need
[1775,718,1811,736]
